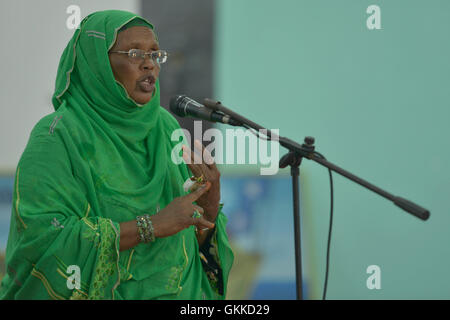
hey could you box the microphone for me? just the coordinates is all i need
[169,95,241,126]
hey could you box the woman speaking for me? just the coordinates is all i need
[0,10,234,300]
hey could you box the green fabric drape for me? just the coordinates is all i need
[0,10,233,300]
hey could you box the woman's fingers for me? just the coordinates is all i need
[182,140,217,172]
[194,139,215,167]
[193,139,220,178]
[182,145,203,177]
[193,216,215,229]
[193,204,204,214]
[185,181,211,202]
[182,144,202,165]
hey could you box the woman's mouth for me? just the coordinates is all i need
[137,76,155,93]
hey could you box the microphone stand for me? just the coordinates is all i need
[202,98,430,300]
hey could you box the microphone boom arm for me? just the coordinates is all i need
[203,98,430,221]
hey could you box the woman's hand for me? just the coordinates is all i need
[182,140,221,223]
[151,181,215,238]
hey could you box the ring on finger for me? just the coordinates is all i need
[193,174,205,184]
[183,175,207,193]
[192,209,202,219]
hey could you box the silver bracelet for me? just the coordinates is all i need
[136,214,155,243]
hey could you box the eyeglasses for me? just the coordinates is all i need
[109,49,168,65]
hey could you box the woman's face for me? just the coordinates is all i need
[108,26,160,105]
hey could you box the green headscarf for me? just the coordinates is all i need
[0,10,233,300]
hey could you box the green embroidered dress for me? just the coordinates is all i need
[0,10,234,300]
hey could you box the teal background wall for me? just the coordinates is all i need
[214,0,450,299]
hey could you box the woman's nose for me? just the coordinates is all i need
[142,55,156,70]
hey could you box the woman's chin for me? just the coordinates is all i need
[132,91,153,105]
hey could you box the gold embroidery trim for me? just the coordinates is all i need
[177,235,189,292]
[182,235,189,268]
[81,217,96,230]
[84,202,91,218]
[110,220,121,300]
[31,268,65,300]
[126,249,135,280]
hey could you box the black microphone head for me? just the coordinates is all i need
[169,95,187,117]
